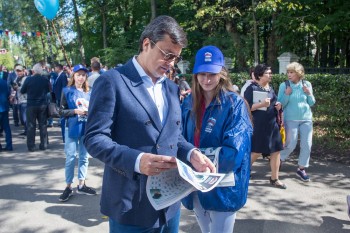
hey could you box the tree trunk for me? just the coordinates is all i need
[72,0,86,65]
[320,36,328,67]
[328,34,335,67]
[97,0,108,50]
[101,7,107,49]
[306,32,311,66]
[252,0,259,65]
[151,0,156,20]
[51,21,72,68]
[267,15,278,70]
[225,21,246,70]
[39,30,47,62]
[263,24,268,64]
[346,38,350,68]
[314,35,320,66]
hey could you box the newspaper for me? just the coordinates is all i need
[146,157,226,211]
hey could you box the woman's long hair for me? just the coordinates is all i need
[191,67,235,131]
[68,71,89,93]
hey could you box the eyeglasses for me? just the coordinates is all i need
[150,40,182,64]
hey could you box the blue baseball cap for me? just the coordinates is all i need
[73,64,88,73]
[193,45,225,74]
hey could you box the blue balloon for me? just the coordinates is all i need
[34,0,59,20]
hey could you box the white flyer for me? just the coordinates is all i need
[146,158,226,211]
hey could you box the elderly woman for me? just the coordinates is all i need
[244,64,286,189]
[277,62,316,182]
[58,64,96,202]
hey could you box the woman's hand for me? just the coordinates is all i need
[302,86,311,95]
[262,98,271,108]
[285,86,292,95]
[275,102,282,111]
[190,150,216,173]
[74,109,87,115]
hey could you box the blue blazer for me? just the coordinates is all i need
[53,72,68,105]
[84,59,194,228]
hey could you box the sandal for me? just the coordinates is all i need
[270,177,287,189]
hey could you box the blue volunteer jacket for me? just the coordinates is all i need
[62,86,90,138]
[181,91,253,212]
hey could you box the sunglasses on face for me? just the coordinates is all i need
[150,40,182,64]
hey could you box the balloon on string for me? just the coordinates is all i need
[34,0,59,20]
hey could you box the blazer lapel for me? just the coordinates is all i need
[118,61,163,132]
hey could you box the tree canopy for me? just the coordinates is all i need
[0,0,349,71]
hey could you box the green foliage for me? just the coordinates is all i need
[1,0,350,70]
[0,53,15,69]
[100,36,137,67]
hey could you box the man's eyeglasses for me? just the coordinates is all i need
[150,40,182,64]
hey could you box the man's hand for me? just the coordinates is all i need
[140,153,177,176]
[190,150,216,173]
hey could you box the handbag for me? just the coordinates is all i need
[280,125,286,145]
[276,109,286,145]
[48,102,60,118]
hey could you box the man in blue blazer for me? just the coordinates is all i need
[53,64,68,142]
[84,15,215,233]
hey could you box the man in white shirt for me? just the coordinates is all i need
[84,15,215,233]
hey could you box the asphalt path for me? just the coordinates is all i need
[0,120,349,233]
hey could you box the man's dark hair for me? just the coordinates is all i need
[139,15,187,52]
[248,67,254,76]
[13,63,21,69]
[55,64,64,70]
[254,64,271,81]
[91,61,101,71]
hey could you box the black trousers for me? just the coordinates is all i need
[26,105,48,150]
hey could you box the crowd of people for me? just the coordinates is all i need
[0,15,325,233]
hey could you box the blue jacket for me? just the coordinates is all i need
[181,91,253,212]
[83,60,195,227]
[0,79,10,112]
[61,87,90,139]
[53,72,68,105]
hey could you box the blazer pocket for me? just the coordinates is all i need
[120,179,139,213]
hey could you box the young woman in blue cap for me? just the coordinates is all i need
[58,64,96,202]
[181,46,253,232]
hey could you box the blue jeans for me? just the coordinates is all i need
[64,128,89,184]
[19,103,27,132]
[0,111,12,150]
[109,209,180,233]
[280,120,313,167]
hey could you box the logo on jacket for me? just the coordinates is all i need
[205,117,216,133]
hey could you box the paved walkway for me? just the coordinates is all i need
[0,120,349,233]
